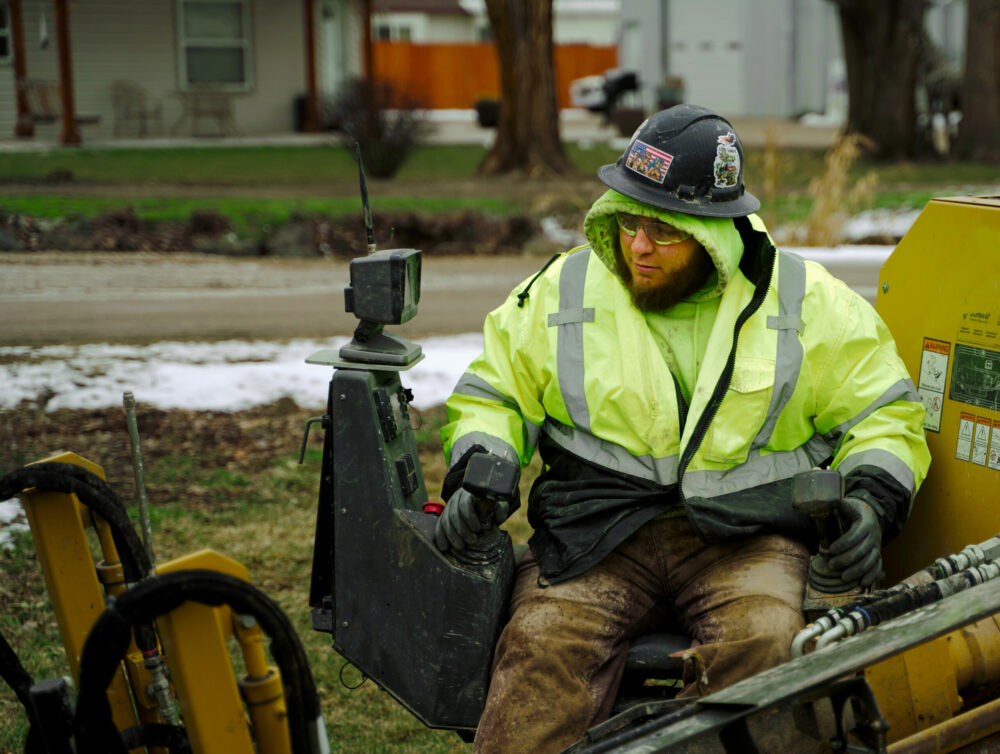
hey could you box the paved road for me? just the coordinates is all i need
[0,252,551,346]
[0,247,888,347]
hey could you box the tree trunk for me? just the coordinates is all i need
[831,0,927,160]
[479,0,573,177]
[955,0,1000,161]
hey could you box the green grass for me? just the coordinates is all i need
[0,194,522,238]
[2,142,996,242]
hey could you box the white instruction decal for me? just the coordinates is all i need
[989,420,1000,471]
[957,412,975,461]
[972,416,992,466]
[918,338,950,432]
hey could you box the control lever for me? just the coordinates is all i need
[462,452,520,526]
[792,469,863,613]
[792,469,846,552]
[448,452,519,568]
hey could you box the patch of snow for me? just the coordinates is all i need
[0,498,28,551]
[0,334,485,414]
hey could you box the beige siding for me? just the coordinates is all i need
[0,0,335,143]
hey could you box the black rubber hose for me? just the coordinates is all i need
[0,463,160,656]
[74,570,322,754]
[120,722,191,753]
[0,631,50,754]
[0,462,152,581]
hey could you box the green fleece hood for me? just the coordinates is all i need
[583,189,745,300]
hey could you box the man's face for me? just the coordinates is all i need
[616,214,716,312]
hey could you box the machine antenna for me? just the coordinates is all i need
[355,142,376,255]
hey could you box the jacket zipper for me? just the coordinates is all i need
[677,238,777,503]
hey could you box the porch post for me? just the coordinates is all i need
[302,0,321,131]
[53,0,81,146]
[9,0,33,138]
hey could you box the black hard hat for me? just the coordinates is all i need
[598,104,760,218]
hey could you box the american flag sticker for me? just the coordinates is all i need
[625,140,673,184]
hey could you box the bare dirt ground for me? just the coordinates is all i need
[0,251,552,345]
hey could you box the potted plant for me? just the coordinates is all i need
[474,96,501,128]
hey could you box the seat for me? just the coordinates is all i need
[111,80,162,137]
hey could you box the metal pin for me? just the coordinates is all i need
[123,392,155,568]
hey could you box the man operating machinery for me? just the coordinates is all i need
[435,104,930,752]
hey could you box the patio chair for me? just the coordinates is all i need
[111,80,163,137]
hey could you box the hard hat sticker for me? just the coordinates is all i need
[714,132,740,189]
[625,139,673,184]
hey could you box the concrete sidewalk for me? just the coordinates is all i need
[0,109,840,153]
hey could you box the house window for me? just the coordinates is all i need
[373,22,411,42]
[177,0,252,89]
[0,3,11,63]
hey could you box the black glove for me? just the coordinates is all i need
[825,496,883,587]
[434,488,510,553]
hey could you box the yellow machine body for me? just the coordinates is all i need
[864,196,1000,748]
[877,196,1000,582]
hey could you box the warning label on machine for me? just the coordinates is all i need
[972,416,992,466]
[957,412,975,460]
[989,420,1000,471]
[919,338,951,432]
[950,343,1000,412]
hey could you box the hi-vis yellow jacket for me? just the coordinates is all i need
[443,190,930,583]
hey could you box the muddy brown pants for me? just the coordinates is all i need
[473,516,809,754]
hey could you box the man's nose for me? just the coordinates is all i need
[631,227,655,253]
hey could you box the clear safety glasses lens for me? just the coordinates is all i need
[617,214,691,246]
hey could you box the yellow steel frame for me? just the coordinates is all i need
[19,452,291,754]
[155,549,291,754]
[19,452,141,737]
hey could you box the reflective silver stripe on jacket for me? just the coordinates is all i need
[550,250,595,433]
[452,373,542,457]
[837,447,917,496]
[448,430,521,469]
[683,380,921,499]
[682,443,819,499]
[544,418,679,485]
[753,251,806,451]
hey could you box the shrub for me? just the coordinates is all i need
[323,78,431,179]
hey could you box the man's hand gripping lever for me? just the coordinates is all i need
[793,470,883,613]
[435,453,519,562]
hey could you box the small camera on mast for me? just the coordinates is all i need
[307,144,423,370]
[339,248,423,367]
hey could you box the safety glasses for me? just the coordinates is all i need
[617,214,691,246]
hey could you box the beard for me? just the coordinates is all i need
[614,245,717,313]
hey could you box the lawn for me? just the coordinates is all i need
[0,400,540,753]
[3,142,999,234]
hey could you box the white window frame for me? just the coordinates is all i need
[175,0,253,90]
[0,2,12,65]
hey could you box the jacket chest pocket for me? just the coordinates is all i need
[702,358,775,463]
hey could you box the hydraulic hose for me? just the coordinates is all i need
[793,534,1000,655]
[811,562,1000,652]
[0,462,160,656]
[0,462,152,581]
[73,569,326,754]
[0,631,48,753]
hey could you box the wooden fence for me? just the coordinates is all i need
[372,41,618,109]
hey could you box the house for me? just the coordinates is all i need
[0,0,363,144]
[619,0,967,121]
